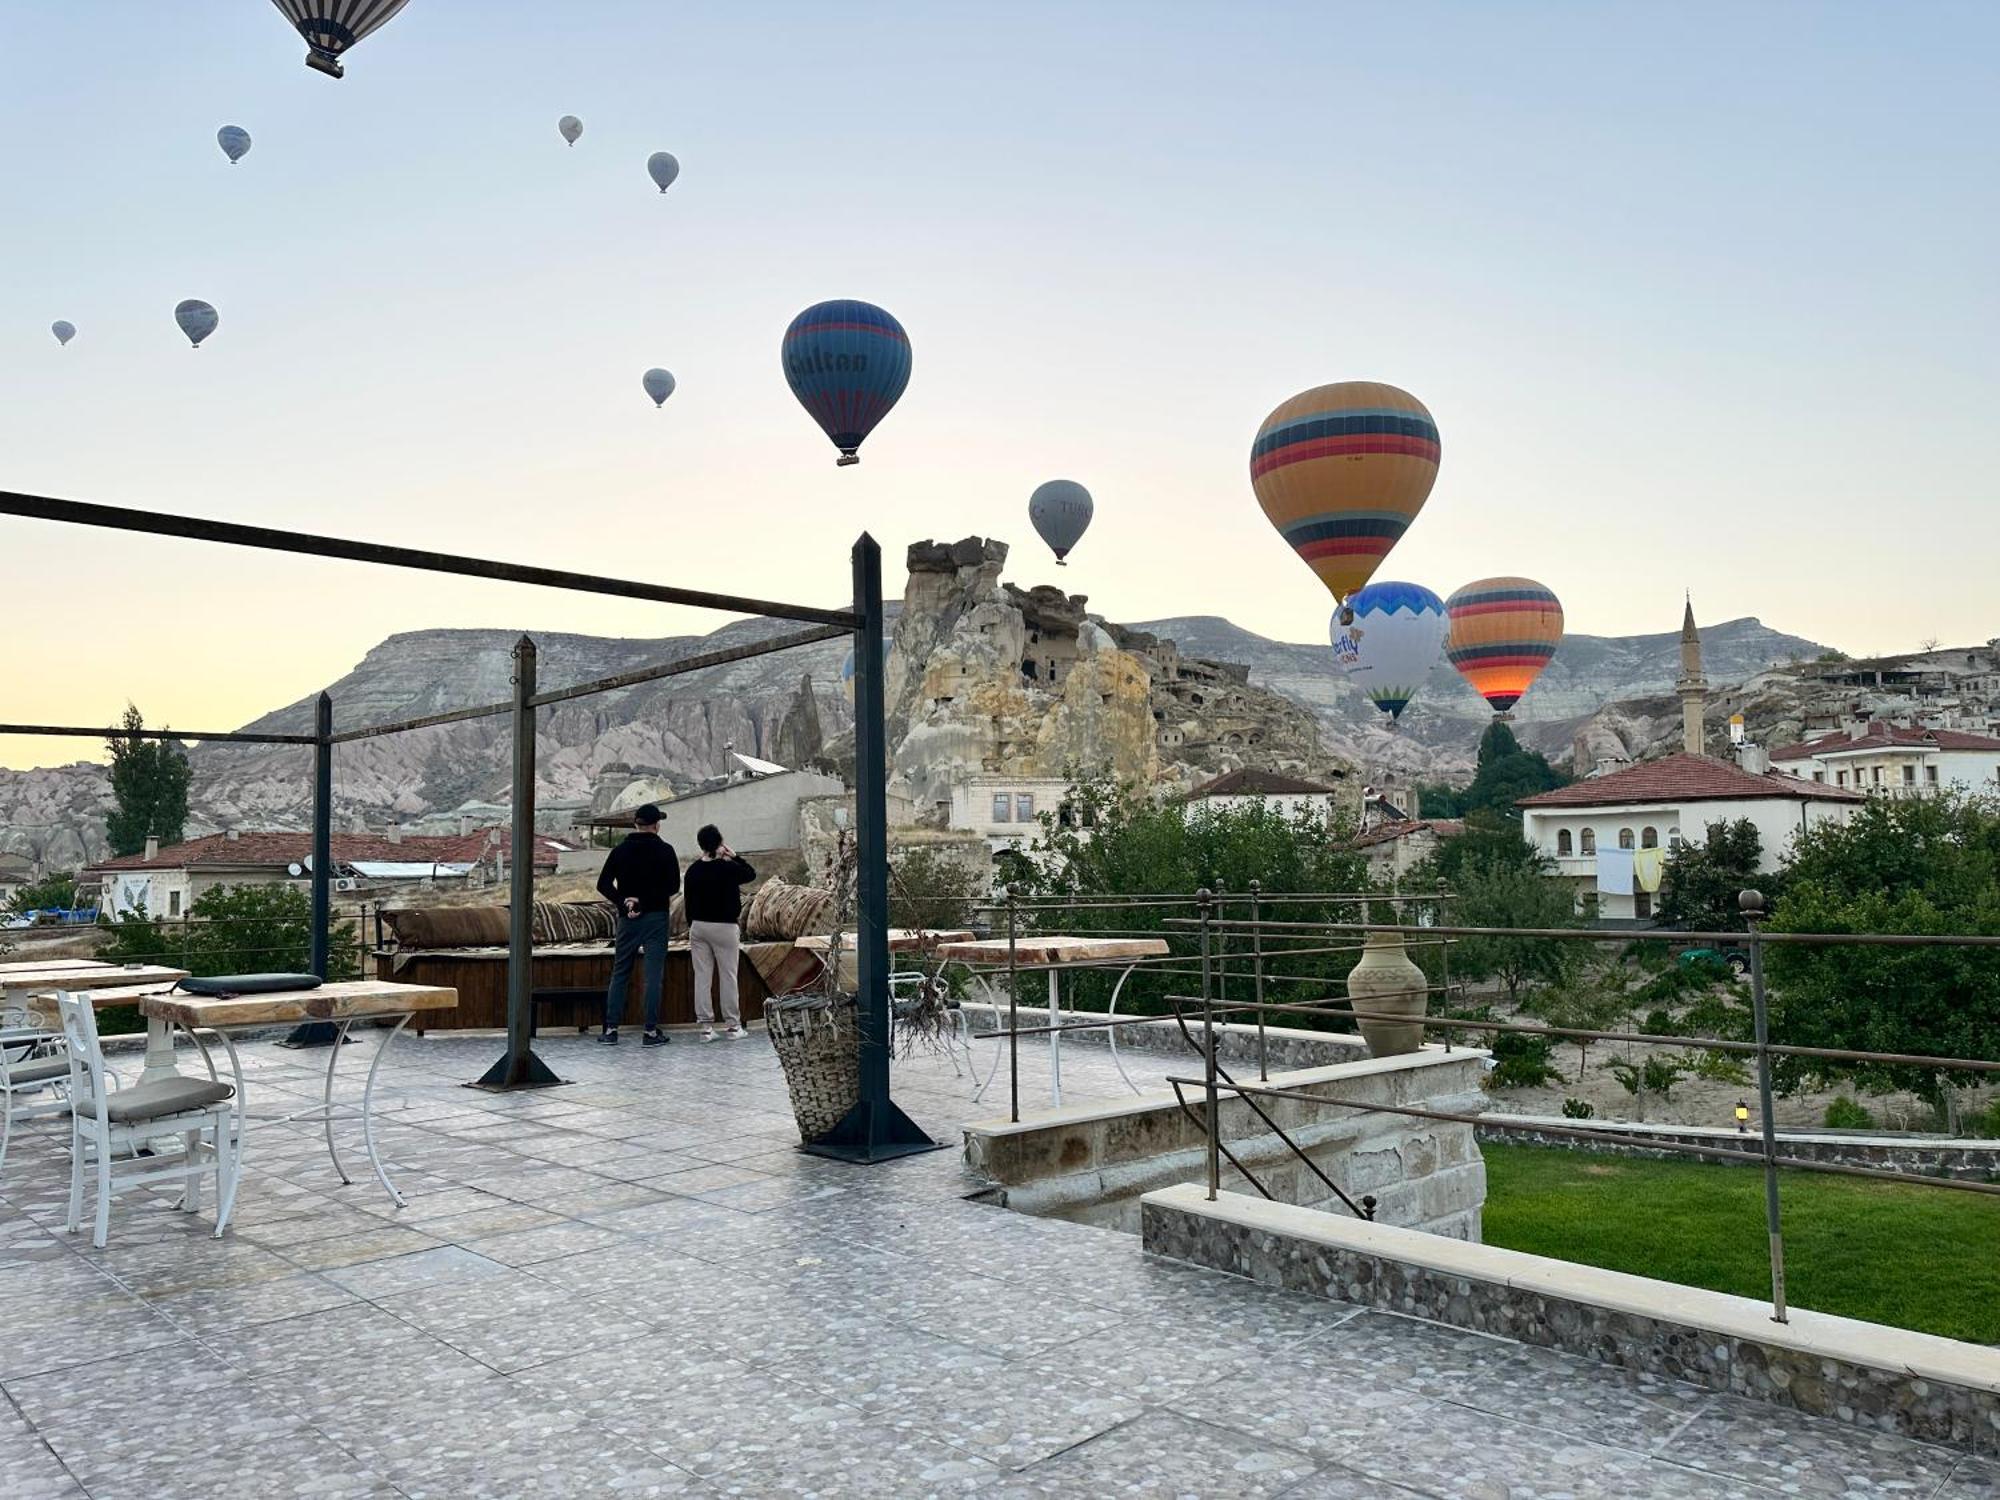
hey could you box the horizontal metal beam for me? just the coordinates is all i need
[0,490,862,630]
[0,722,316,746]
[1164,916,2000,949]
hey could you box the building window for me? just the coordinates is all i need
[1813,771,1824,782]
[1634,891,1653,919]
[1927,764,1939,784]
[1871,767,1882,785]
[1836,770,1847,786]
[1557,829,1573,856]
[1015,794,1035,822]
[1902,765,1916,785]
[167,890,182,917]
[1668,826,1682,846]
[990,794,1010,824]
[1618,828,1635,850]
[1641,826,1659,849]
[1580,828,1596,855]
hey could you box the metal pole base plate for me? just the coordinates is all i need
[802,1098,942,1164]
[469,1048,565,1091]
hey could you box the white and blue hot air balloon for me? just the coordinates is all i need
[51,321,76,346]
[642,368,676,407]
[558,115,582,146]
[647,151,680,192]
[1329,581,1449,724]
[271,0,411,78]
[217,125,252,163]
[1028,480,1094,565]
[174,300,219,349]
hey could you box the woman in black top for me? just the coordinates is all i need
[685,824,755,1039]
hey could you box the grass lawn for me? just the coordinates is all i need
[1480,1144,2000,1344]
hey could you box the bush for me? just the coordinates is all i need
[100,883,359,980]
[1824,1096,1877,1130]
[887,846,983,934]
[1489,1029,1563,1090]
[1561,1097,1595,1120]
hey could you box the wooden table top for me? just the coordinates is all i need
[933,935,1171,966]
[138,980,458,1030]
[0,962,189,993]
[794,929,976,954]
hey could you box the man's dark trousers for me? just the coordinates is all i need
[605,911,669,1031]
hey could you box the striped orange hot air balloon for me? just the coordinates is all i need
[1250,381,1440,605]
[1445,578,1564,716]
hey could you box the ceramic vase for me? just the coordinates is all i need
[1346,929,1427,1057]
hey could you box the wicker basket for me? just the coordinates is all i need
[765,989,860,1142]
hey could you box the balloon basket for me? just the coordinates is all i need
[836,454,860,467]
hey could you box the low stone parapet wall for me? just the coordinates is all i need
[1478,1114,2000,1181]
[1141,1183,2000,1455]
[955,1000,1370,1075]
[963,1046,1488,1239]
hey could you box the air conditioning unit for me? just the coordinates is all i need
[333,877,361,893]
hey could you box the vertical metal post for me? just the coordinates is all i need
[1741,889,1787,1323]
[283,694,339,1048]
[1436,878,1453,1054]
[1199,888,1219,1200]
[1248,880,1267,1082]
[475,637,560,1089]
[1006,884,1021,1125]
[805,534,935,1160]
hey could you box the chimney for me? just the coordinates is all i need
[143,834,159,863]
[458,812,476,837]
[1407,785,1420,822]
[387,824,403,845]
[1737,742,1770,775]
[225,827,239,842]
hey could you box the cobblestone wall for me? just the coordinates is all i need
[1479,1115,2000,1182]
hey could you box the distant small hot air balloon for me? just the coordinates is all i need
[1330,581,1449,724]
[217,126,252,164]
[840,638,891,706]
[1252,381,1439,609]
[51,321,76,347]
[270,0,411,78]
[781,300,911,466]
[174,300,219,349]
[1028,481,1093,565]
[647,152,679,192]
[642,368,676,408]
[1445,577,1564,717]
[558,115,582,146]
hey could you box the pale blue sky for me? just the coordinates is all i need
[5,1,1997,767]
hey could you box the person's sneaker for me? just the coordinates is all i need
[725,1025,748,1040]
[642,1029,670,1047]
[596,1029,619,1046]
[700,1026,719,1042]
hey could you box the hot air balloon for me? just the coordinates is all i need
[1029,480,1093,565]
[270,1,410,78]
[1251,381,1440,610]
[51,321,76,347]
[1444,577,1564,717]
[781,300,911,466]
[558,115,582,147]
[840,638,891,705]
[1329,581,1448,723]
[174,300,218,349]
[216,126,253,164]
[642,368,676,408]
[647,152,679,192]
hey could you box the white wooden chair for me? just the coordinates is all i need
[54,991,244,1248]
[1,1022,78,1184]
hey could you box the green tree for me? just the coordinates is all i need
[1415,721,1571,822]
[1765,795,2000,1128]
[1417,810,1544,886]
[101,882,359,980]
[887,845,983,933]
[1449,855,1582,1005]
[1606,1053,1691,1121]
[4,871,79,916]
[1658,818,1766,931]
[105,705,192,858]
[1525,970,1634,1079]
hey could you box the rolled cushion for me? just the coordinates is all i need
[382,905,512,949]
[742,878,835,942]
[73,1076,233,1124]
[532,901,617,944]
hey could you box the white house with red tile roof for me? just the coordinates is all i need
[1517,753,1864,920]
[1767,724,2000,800]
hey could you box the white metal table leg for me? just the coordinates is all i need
[358,1013,412,1209]
[322,1019,354,1186]
[1102,963,1146,1096]
[965,970,1011,1104]
[209,1029,247,1237]
[1048,970,1062,1108]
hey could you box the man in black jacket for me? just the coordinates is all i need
[594,804,680,1045]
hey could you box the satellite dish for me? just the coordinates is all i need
[287,862,305,877]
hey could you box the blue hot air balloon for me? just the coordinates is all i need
[642,368,675,407]
[174,300,219,349]
[1329,580,1448,723]
[51,321,76,346]
[840,637,892,705]
[217,126,252,164]
[781,300,911,466]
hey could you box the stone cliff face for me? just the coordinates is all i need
[0,763,115,873]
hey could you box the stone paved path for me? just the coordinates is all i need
[1,1028,1991,1498]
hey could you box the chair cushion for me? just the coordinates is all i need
[73,1076,233,1124]
[176,973,321,997]
[4,1056,70,1086]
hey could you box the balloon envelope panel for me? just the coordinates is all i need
[1444,577,1563,713]
[782,300,912,462]
[1329,580,1448,719]
[1252,381,1439,603]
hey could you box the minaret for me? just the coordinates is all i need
[1677,595,1707,756]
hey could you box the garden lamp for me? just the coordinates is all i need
[1734,1101,1750,1134]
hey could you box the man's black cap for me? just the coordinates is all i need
[633,804,664,826]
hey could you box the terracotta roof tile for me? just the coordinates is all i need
[1351,819,1467,848]
[1516,753,1865,810]
[1768,726,2000,761]
[1185,768,1346,799]
[89,826,566,874]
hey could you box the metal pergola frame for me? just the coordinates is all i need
[0,488,933,1163]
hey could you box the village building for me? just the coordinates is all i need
[0,851,34,909]
[1350,819,1467,885]
[579,758,847,864]
[947,774,1086,853]
[1182,768,1355,823]
[1767,723,2000,798]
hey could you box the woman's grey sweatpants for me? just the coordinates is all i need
[688,919,742,1027]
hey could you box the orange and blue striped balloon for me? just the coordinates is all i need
[1250,381,1439,603]
[1444,577,1564,715]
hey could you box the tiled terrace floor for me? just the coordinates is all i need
[1,1027,1993,1499]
